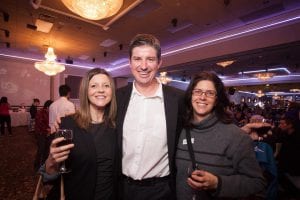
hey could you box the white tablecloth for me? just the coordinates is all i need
[9,111,30,127]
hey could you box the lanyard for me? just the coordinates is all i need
[185,128,197,169]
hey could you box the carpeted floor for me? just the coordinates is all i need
[0,126,38,200]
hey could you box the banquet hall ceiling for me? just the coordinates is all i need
[0,0,300,80]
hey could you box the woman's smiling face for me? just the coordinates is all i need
[88,74,112,110]
[191,80,217,122]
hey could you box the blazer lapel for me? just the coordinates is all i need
[163,85,180,168]
[116,84,133,149]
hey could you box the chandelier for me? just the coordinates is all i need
[254,72,275,81]
[34,47,65,76]
[256,90,265,98]
[61,0,123,20]
[158,72,172,85]
[216,60,235,68]
[272,93,280,100]
[290,88,300,92]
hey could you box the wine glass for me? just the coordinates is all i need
[187,164,201,200]
[55,129,73,173]
[252,118,272,137]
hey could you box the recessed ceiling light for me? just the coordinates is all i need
[216,60,235,68]
[35,19,53,33]
[78,55,90,60]
[100,39,117,47]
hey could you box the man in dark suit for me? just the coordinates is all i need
[116,34,184,200]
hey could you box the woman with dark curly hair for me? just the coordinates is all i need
[176,71,265,200]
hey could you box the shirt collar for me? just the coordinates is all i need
[131,78,163,100]
[60,96,69,100]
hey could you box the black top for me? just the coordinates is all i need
[30,105,38,119]
[90,123,114,200]
[47,116,117,200]
[278,130,300,176]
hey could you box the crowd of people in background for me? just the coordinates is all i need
[234,100,300,199]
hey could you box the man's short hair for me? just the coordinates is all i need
[59,84,71,97]
[129,34,161,61]
[43,100,53,108]
[284,110,300,129]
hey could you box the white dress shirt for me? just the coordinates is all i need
[122,81,169,180]
[49,96,75,133]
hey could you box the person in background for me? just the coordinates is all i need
[176,71,265,200]
[116,34,184,200]
[30,98,40,119]
[276,113,300,198]
[29,98,40,132]
[33,99,53,171]
[233,107,247,127]
[19,103,26,112]
[242,115,278,200]
[0,96,12,136]
[49,84,75,133]
[43,68,117,200]
[277,114,300,176]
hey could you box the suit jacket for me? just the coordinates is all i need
[116,83,184,193]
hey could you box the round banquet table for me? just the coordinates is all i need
[9,110,30,127]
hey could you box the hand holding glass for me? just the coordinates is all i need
[187,164,201,177]
[251,118,272,136]
[55,129,73,173]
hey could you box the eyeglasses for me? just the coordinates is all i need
[192,89,217,98]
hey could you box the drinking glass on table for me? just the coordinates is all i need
[55,129,73,173]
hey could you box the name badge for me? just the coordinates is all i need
[183,138,194,145]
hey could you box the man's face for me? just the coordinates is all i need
[130,45,161,87]
[279,119,291,133]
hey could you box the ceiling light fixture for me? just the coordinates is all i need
[254,72,275,81]
[216,60,235,68]
[256,90,265,97]
[290,88,300,92]
[272,93,280,100]
[238,67,291,74]
[34,47,65,76]
[158,72,172,85]
[61,0,123,20]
